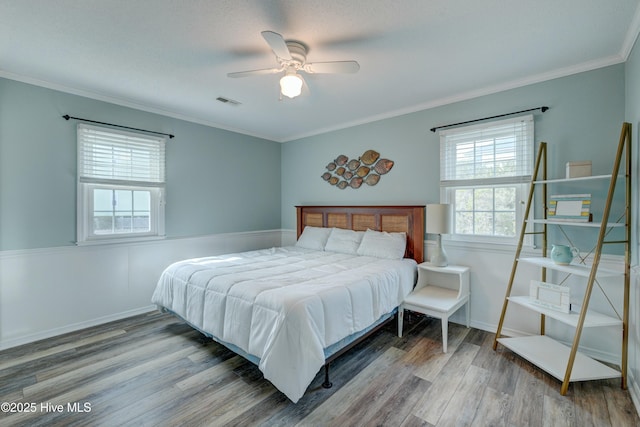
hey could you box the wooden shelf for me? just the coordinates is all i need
[532,174,621,184]
[518,257,622,278]
[497,335,620,382]
[527,219,625,228]
[508,296,622,328]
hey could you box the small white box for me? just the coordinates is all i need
[566,161,591,178]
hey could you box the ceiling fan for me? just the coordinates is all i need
[227,31,360,99]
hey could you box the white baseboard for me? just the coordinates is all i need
[0,305,156,351]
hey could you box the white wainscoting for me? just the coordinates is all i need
[1,230,634,395]
[629,266,640,413]
[0,230,283,350]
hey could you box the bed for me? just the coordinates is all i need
[152,205,425,402]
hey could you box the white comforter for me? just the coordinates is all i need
[151,246,417,402]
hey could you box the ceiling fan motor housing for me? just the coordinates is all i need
[284,41,307,68]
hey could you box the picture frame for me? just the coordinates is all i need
[529,280,570,313]
[548,193,591,222]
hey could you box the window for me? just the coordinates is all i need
[77,124,166,244]
[439,115,533,244]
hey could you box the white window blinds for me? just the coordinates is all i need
[440,115,533,186]
[78,123,166,187]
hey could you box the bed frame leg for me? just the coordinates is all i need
[322,364,333,389]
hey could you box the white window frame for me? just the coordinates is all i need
[439,115,534,246]
[76,124,166,245]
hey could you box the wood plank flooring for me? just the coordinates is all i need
[0,310,638,426]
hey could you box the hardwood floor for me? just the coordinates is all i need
[0,310,638,426]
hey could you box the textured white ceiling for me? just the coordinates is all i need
[1,0,639,142]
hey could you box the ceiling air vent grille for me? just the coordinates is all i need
[216,96,241,106]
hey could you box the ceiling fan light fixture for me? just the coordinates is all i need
[280,72,303,98]
[228,31,359,99]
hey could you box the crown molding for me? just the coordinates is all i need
[621,3,640,60]
[282,54,626,142]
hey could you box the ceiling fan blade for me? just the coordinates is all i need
[261,30,292,60]
[304,61,360,74]
[227,67,282,78]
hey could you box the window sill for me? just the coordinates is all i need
[76,235,166,247]
[436,237,537,256]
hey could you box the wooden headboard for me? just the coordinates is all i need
[296,205,425,263]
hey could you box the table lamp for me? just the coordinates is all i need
[426,204,452,267]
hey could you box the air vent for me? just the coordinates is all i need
[216,96,241,106]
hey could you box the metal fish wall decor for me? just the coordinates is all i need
[321,150,394,189]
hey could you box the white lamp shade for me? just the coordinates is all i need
[426,204,452,234]
[280,73,303,98]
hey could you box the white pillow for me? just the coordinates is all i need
[295,226,331,250]
[356,229,407,259]
[324,228,364,254]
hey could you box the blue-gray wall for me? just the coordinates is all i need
[281,64,627,252]
[0,78,282,251]
[627,37,640,261]
[625,34,640,405]
[0,64,629,252]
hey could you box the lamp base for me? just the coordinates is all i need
[431,234,448,267]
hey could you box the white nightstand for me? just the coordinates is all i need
[398,263,470,353]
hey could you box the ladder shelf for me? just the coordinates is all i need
[492,122,631,395]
